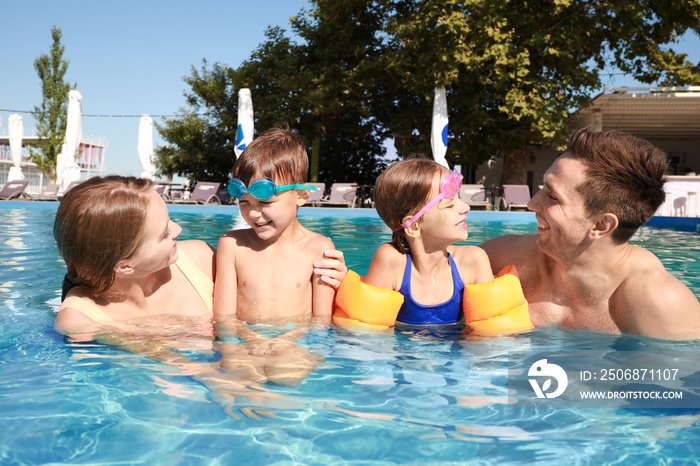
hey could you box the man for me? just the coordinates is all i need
[482,128,700,340]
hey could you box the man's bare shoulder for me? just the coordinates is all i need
[480,234,540,272]
[614,246,700,340]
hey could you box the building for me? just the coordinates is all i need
[475,86,700,216]
[0,127,107,196]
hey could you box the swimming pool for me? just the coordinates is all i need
[1,201,699,465]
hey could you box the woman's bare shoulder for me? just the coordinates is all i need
[177,240,216,279]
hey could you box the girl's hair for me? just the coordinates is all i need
[232,127,309,185]
[54,176,153,299]
[374,159,447,254]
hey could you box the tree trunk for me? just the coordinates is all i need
[310,136,320,182]
[500,146,529,185]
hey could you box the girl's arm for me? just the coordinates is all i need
[213,233,238,319]
[450,245,495,284]
[363,243,403,291]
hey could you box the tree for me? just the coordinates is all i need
[31,26,75,180]
[158,4,393,185]
[155,60,238,184]
[371,0,700,183]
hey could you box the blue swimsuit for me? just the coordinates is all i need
[396,253,465,325]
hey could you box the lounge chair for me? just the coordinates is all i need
[34,184,60,201]
[317,183,358,208]
[0,180,30,200]
[501,184,531,211]
[168,182,222,205]
[153,182,171,201]
[459,184,492,211]
[304,183,327,207]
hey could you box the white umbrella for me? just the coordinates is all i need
[7,114,24,181]
[137,114,155,179]
[57,90,83,194]
[430,87,450,169]
[234,88,254,158]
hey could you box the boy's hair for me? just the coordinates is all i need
[375,159,448,254]
[54,175,153,298]
[567,128,668,244]
[232,127,309,185]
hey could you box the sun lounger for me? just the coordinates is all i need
[168,182,222,205]
[317,183,358,208]
[502,184,531,211]
[459,184,492,210]
[304,183,327,207]
[0,180,30,200]
[33,184,60,201]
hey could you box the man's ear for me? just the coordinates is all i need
[590,213,619,240]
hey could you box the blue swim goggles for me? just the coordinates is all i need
[227,177,318,200]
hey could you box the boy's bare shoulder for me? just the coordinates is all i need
[219,228,256,245]
[303,228,335,253]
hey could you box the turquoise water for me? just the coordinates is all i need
[1,202,699,465]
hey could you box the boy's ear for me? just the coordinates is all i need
[590,212,618,240]
[296,189,310,207]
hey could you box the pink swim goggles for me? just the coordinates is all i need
[396,171,463,230]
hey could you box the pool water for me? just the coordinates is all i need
[1,202,699,465]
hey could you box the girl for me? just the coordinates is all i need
[364,159,494,326]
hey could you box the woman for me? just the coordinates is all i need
[54,175,216,340]
[53,175,346,404]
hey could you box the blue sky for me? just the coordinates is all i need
[3,1,699,180]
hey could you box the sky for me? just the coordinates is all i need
[3,1,699,181]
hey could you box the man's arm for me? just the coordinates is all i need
[614,270,700,340]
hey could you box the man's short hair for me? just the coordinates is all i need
[567,128,668,243]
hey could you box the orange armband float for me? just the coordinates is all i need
[332,270,404,331]
[463,265,533,336]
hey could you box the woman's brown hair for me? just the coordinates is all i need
[374,159,448,254]
[54,176,153,299]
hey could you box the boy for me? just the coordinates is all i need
[214,127,336,325]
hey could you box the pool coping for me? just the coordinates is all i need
[3,200,698,230]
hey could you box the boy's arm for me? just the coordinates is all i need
[311,237,337,323]
[213,234,238,318]
[314,249,347,289]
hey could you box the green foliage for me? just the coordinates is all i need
[156,0,700,185]
[155,60,237,183]
[371,0,700,182]
[31,26,75,179]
